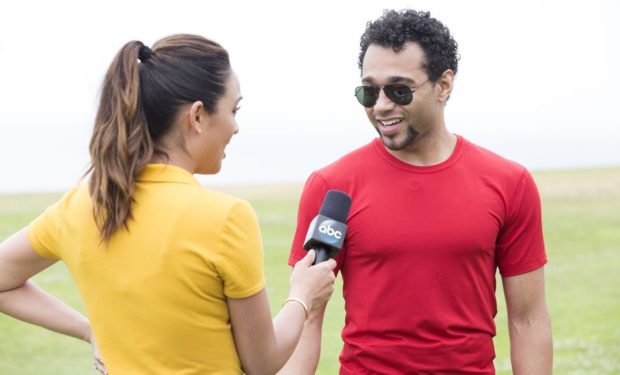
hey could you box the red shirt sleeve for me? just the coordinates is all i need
[288,172,329,267]
[496,169,548,276]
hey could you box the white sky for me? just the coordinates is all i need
[1,0,618,193]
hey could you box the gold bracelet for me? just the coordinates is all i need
[282,297,309,320]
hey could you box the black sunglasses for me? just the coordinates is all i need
[354,80,429,108]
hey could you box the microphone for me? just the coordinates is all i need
[303,190,352,265]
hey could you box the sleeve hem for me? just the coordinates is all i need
[217,200,265,299]
[224,282,265,299]
[26,225,59,260]
[499,255,548,277]
[288,253,304,267]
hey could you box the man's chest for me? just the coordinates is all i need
[342,177,506,266]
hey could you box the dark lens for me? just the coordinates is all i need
[355,86,378,108]
[384,84,413,105]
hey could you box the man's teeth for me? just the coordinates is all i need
[380,119,403,126]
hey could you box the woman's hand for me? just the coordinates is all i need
[86,331,107,375]
[288,250,337,312]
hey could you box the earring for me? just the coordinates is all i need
[196,126,202,134]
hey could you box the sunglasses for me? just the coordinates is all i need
[354,80,429,108]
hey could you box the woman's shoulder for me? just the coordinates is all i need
[181,186,255,222]
[170,187,258,244]
[190,186,248,207]
[53,182,91,213]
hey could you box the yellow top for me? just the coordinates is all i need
[28,164,265,374]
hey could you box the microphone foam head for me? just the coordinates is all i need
[318,190,352,223]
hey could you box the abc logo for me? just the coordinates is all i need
[318,220,342,240]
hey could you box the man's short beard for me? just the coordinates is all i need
[376,126,419,150]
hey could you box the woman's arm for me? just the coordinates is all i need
[276,302,328,375]
[0,227,93,345]
[228,251,336,375]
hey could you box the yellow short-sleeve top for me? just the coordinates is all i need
[27,164,265,374]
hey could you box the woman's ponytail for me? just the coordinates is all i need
[87,41,154,243]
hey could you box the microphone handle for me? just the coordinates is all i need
[312,246,331,265]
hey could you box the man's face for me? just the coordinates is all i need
[361,42,440,152]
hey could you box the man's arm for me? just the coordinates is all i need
[502,266,552,374]
[277,302,327,375]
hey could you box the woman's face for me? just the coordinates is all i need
[194,71,242,174]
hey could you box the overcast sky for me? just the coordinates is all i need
[1,0,618,193]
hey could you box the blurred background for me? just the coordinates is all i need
[1,0,618,193]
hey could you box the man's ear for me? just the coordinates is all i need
[437,69,455,103]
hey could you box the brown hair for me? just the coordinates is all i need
[86,34,231,243]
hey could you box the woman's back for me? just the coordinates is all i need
[29,164,265,374]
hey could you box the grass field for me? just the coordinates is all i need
[1,168,619,374]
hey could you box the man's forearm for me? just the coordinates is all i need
[509,311,553,374]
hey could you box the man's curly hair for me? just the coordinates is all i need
[359,10,459,82]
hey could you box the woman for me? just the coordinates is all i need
[0,34,336,374]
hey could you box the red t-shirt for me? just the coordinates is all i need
[288,136,547,374]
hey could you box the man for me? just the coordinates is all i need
[281,9,552,375]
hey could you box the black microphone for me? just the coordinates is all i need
[303,190,352,265]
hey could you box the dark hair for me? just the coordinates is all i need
[87,34,231,243]
[358,9,459,82]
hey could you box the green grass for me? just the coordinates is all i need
[1,168,619,374]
